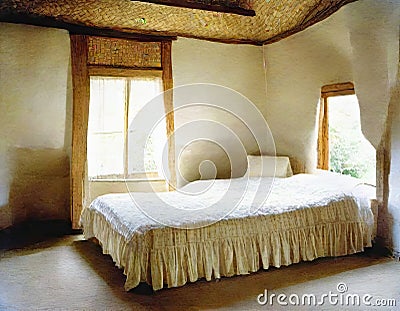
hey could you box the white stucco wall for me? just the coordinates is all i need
[263,11,354,171]
[346,0,400,148]
[172,38,267,109]
[388,65,400,255]
[263,0,399,172]
[0,23,72,229]
[0,28,270,227]
[263,0,400,252]
[172,38,269,185]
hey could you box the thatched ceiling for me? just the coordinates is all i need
[0,0,357,45]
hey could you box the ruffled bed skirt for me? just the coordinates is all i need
[81,199,374,291]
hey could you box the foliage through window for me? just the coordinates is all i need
[87,76,166,179]
[328,95,376,184]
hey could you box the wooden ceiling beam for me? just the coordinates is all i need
[133,0,255,16]
[0,13,262,45]
[0,13,177,42]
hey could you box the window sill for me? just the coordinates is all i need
[89,178,165,182]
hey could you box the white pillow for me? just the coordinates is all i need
[246,155,293,178]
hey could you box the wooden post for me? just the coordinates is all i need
[161,41,176,190]
[317,96,329,170]
[70,35,90,229]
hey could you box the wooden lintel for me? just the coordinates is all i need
[321,82,354,94]
[321,82,355,98]
[322,89,355,98]
[133,0,255,16]
[88,66,163,77]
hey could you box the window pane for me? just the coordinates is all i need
[88,77,125,178]
[87,133,124,177]
[88,77,125,133]
[127,78,167,176]
[328,95,376,184]
[128,78,163,123]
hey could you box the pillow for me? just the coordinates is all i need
[245,155,293,178]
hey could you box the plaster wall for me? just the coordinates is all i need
[263,0,400,252]
[387,65,400,255]
[172,38,269,186]
[263,0,400,172]
[91,38,269,191]
[0,23,72,229]
[0,27,270,228]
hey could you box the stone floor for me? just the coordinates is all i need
[0,234,399,310]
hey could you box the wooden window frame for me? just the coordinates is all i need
[317,82,355,170]
[70,35,174,229]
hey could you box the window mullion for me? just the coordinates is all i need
[124,79,131,177]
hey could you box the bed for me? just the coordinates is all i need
[81,171,376,291]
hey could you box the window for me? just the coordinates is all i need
[69,35,174,229]
[87,75,167,180]
[318,83,376,184]
[328,95,376,184]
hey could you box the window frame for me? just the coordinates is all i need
[87,71,164,181]
[317,82,355,170]
[70,35,175,229]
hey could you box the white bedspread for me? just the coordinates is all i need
[84,172,375,241]
[81,172,376,290]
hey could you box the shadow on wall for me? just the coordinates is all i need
[178,140,247,184]
[8,148,70,225]
[172,84,276,187]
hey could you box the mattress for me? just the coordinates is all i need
[81,172,375,290]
